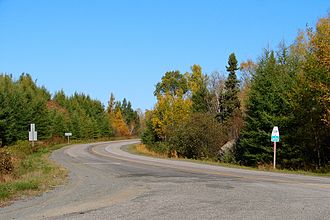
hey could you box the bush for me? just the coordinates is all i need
[0,150,13,175]
[145,141,170,155]
[167,113,227,159]
[7,141,32,158]
[141,120,159,146]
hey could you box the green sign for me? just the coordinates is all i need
[271,126,280,142]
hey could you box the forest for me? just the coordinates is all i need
[141,14,330,171]
[0,74,141,147]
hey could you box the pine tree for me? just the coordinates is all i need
[217,53,240,122]
[237,50,296,166]
[191,85,209,113]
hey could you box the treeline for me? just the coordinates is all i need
[142,14,330,171]
[0,74,140,146]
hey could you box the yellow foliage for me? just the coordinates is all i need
[151,91,192,140]
[291,30,310,62]
[310,15,330,126]
[291,14,330,127]
[239,59,257,113]
[186,64,208,94]
[310,16,330,70]
[112,109,130,137]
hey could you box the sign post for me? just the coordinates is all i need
[271,126,280,169]
[65,133,72,144]
[28,124,37,147]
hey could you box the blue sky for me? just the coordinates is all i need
[0,1,328,110]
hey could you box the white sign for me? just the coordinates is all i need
[29,131,37,141]
[271,126,279,169]
[29,124,37,141]
[271,126,280,142]
[65,132,72,144]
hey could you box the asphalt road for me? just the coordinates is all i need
[1,140,330,220]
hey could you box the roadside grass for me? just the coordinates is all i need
[0,136,137,206]
[129,144,168,158]
[0,141,68,206]
[127,144,330,177]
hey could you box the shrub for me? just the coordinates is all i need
[167,112,227,159]
[0,150,13,175]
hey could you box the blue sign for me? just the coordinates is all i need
[271,135,280,142]
[271,126,280,142]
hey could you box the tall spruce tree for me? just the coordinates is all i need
[217,53,240,122]
[236,49,296,166]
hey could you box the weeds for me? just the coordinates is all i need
[0,141,68,206]
[0,137,129,206]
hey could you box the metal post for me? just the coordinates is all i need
[32,129,34,148]
[273,142,276,169]
[68,135,70,144]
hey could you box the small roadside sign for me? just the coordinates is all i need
[271,126,280,142]
[29,124,37,147]
[29,131,37,141]
[271,126,279,169]
[65,132,72,144]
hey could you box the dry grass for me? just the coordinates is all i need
[257,163,276,171]
[0,137,136,206]
[0,142,68,206]
[133,144,167,158]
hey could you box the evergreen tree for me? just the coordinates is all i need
[217,53,240,122]
[191,86,209,113]
[237,50,295,166]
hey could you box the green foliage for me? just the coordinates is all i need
[154,71,188,97]
[144,16,330,172]
[167,113,227,159]
[141,119,159,146]
[226,53,239,74]
[0,185,11,199]
[189,65,211,113]
[237,49,295,166]
[237,39,330,170]
[114,98,140,135]
[145,141,170,155]
[0,74,52,145]
[12,180,39,191]
[0,141,67,204]
[191,86,210,113]
[0,74,138,146]
[217,53,240,122]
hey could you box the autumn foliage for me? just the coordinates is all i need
[142,14,330,172]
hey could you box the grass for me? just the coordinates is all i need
[128,144,168,158]
[127,144,330,177]
[0,136,137,206]
[0,141,68,206]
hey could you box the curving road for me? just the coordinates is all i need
[1,140,330,220]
